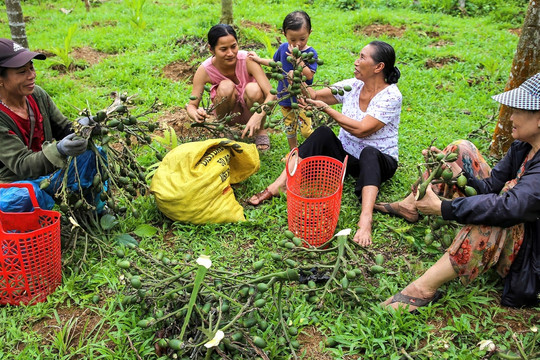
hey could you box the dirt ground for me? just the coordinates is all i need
[355,23,407,38]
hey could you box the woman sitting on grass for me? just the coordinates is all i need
[186,24,275,151]
[0,38,102,213]
[379,73,540,311]
[247,40,402,247]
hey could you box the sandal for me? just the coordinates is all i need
[373,202,419,223]
[246,188,276,206]
[254,134,270,152]
[389,290,443,314]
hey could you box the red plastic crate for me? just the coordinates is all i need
[286,148,347,247]
[0,183,62,305]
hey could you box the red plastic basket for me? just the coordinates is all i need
[0,183,62,305]
[286,148,347,247]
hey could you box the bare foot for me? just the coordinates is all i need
[353,226,372,247]
[353,218,372,247]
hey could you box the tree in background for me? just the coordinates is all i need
[220,0,233,24]
[5,0,28,48]
[490,0,540,156]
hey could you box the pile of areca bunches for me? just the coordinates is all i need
[116,231,387,359]
[415,147,477,247]
[39,92,161,227]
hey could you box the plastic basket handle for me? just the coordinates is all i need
[286,147,299,178]
[341,155,348,184]
[0,183,40,210]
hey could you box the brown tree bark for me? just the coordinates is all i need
[220,0,233,25]
[490,0,540,157]
[5,0,28,48]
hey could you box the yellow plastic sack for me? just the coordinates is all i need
[150,138,260,224]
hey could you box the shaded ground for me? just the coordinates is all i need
[41,46,111,72]
[297,326,333,360]
[72,46,111,65]
[174,35,209,58]
[430,39,453,48]
[162,60,196,82]
[28,304,112,358]
[425,56,461,69]
[240,19,276,33]
[155,107,214,141]
[355,24,407,38]
[82,20,118,29]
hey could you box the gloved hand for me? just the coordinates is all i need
[57,133,88,157]
[77,116,101,136]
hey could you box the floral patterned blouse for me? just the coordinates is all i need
[332,78,402,161]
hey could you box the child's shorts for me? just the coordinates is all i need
[281,107,313,139]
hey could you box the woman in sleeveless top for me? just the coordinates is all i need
[186,24,275,151]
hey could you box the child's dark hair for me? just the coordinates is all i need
[282,10,311,33]
[207,24,237,50]
[369,40,401,84]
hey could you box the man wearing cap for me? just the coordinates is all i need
[0,38,101,212]
[378,73,540,312]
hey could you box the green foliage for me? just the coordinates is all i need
[0,0,537,359]
[333,0,360,11]
[124,0,147,29]
[346,0,527,23]
[48,24,77,71]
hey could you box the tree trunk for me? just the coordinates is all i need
[220,0,233,25]
[490,0,540,157]
[5,0,28,48]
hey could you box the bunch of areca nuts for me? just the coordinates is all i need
[416,147,477,247]
[40,92,161,222]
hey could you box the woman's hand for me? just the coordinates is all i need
[304,98,328,110]
[415,186,442,216]
[423,146,462,176]
[186,105,208,123]
[241,113,263,138]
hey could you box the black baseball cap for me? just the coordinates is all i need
[0,38,46,68]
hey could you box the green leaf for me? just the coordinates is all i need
[114,234,139,247]
[133,224,158,237]
[100,214,118,230]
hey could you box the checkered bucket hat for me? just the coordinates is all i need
[492,73,540,110]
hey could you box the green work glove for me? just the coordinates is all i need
[57,133,88,157]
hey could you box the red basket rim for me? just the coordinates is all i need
[0,183,61,234]
[286,153,346,200]
[0,209,61,235]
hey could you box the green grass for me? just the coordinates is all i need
[0,0,538,359]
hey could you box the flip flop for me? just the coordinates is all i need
[389,290,443,314]
[246,188,276,206]
[373,202,419,223]
[254,134,270,152]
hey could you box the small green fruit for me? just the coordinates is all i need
[464,186,477,196]
[457,174,467,187]
[253,336,266,348]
